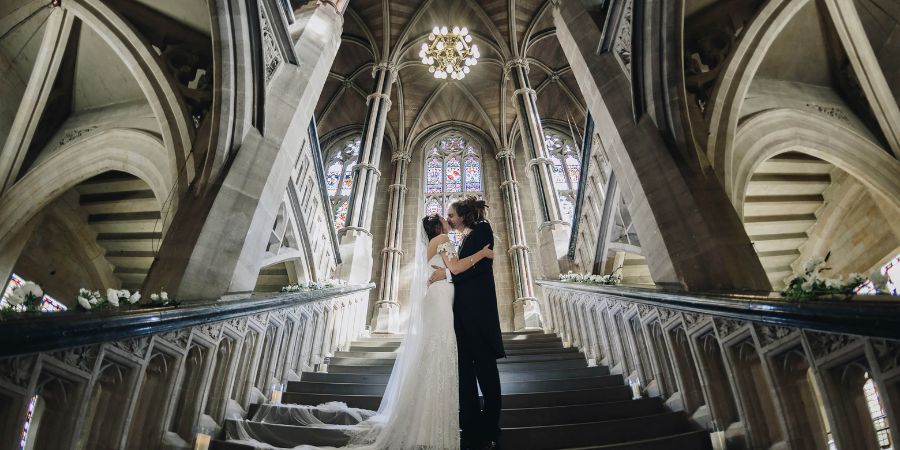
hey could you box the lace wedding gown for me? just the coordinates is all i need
[230,240,460,450]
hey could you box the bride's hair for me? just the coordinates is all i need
[422,214,443,241]
[451,196,488,228]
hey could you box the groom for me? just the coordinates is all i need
[430,197,505,450]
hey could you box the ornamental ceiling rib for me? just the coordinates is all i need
[320,0,587,154]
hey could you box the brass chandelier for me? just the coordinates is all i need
[419,26,480,80]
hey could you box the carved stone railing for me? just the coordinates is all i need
[0,283,373,449]
[538,281,900,450]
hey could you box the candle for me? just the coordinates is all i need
[629,381,641,399]
[270,389,282,404]
[194,433,211,450]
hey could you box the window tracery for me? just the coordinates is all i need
[323,136,361,229]
[544,128,581,224]
[423,132,483,247]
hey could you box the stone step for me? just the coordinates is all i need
[326,357,590,374]
[755,155,832,175]
[501,411,694,450]
[288,374,624,396]
[743,214,816,235]
[302,365,611,384]
[742,194,824,217]
[749,232,808,253]
[561,430,712,450]
[329,351,584,365]
[745,174,830,196]
[757,249,801,270]
[283,385,632,411]
[339,345,579,358]
[224,419,350,448]
[500,398,664,428]
[327,356,587,371]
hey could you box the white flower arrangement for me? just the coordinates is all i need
[782,257,883,301]
[76,288,143,310]
[282,279,348,293]
[560,271,622,286]
[1,281,44,312]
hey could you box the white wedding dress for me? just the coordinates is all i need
[229,238,460,450]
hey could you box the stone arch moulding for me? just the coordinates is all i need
[64,0,195,181]
[730,108,900,218]
[705,0,810,177]
[0,128,175,245]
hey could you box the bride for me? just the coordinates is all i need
[347,213,494,449]
[232,213,494,449]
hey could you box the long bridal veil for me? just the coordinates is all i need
[227,227,442,450]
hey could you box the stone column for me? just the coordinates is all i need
[506,59,571,278]
[496,148,544,330]
[335,63,396,283]
[370,151,409,333]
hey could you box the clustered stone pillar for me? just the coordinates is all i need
[496,148,544,330]
[506,58,571,278]
[371,151,410,333]
[336,63,396,283]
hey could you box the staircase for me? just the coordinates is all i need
[215,331,711,449]
[742,152,833,289]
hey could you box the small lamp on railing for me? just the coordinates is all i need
[193,433,211,450]
[628,379,642,399]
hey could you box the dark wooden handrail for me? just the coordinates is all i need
[538,280,900,340]
[0,283,374,358]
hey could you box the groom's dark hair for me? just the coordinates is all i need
[422,214,443,241]
[452,196,488,228]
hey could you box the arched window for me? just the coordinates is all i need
[424,132,483,246]
[323,135,361,229]
[544,129,581,224]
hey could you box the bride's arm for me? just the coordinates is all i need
[441,242,494,275]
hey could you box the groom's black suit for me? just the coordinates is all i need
[452,221,505,445]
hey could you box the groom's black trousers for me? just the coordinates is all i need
[457,329,502,442]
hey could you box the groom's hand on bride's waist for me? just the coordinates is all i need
[428,265,446,285]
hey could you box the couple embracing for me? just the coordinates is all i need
[347,196,505,450]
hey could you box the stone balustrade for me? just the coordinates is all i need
[0,283,373,449]
[539,281,900,450]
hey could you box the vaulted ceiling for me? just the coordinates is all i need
[314,0,587,153]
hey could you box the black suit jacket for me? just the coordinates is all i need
[452,221,506,359]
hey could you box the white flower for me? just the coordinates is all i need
[5,290,25,306]
[107,295,120,307]
[78,296,92,310]
[824,277,843,290]
[803,257,826,274]
[21,282,43,300]
[150,293,159,301]
[160,291,169,301]
[107,288,120,305]
[800,277,816,292]
[129,291,141,304]
[119,289,130,299]
[847,273,866,286]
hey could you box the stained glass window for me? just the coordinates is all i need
[323,136,361,230]
[423,132,484,245]
[863,373,892,448]
[544,128,583,224]
[325,162,341,196]
[464,156,481,192]
[445,157,461,192]
[334,200,349,229]
[19,395,37,450]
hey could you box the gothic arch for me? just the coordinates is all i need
[730,108,900,217]
[0,128,174,244]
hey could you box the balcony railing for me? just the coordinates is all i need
[538,280,900,450]
[0,283,374,449]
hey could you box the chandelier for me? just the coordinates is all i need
[419,26,480,80]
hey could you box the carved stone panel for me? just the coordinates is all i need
[754,324,797,348]
[613,0,633,73]
[870,339,900,374]
[714,318,745,339]
[805,331,859,361]
[0,355,36,388]
[159,329,191,349]
[49,345,100,373]
[111,337,151,359]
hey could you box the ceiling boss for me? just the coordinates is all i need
[420,26,480,80]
